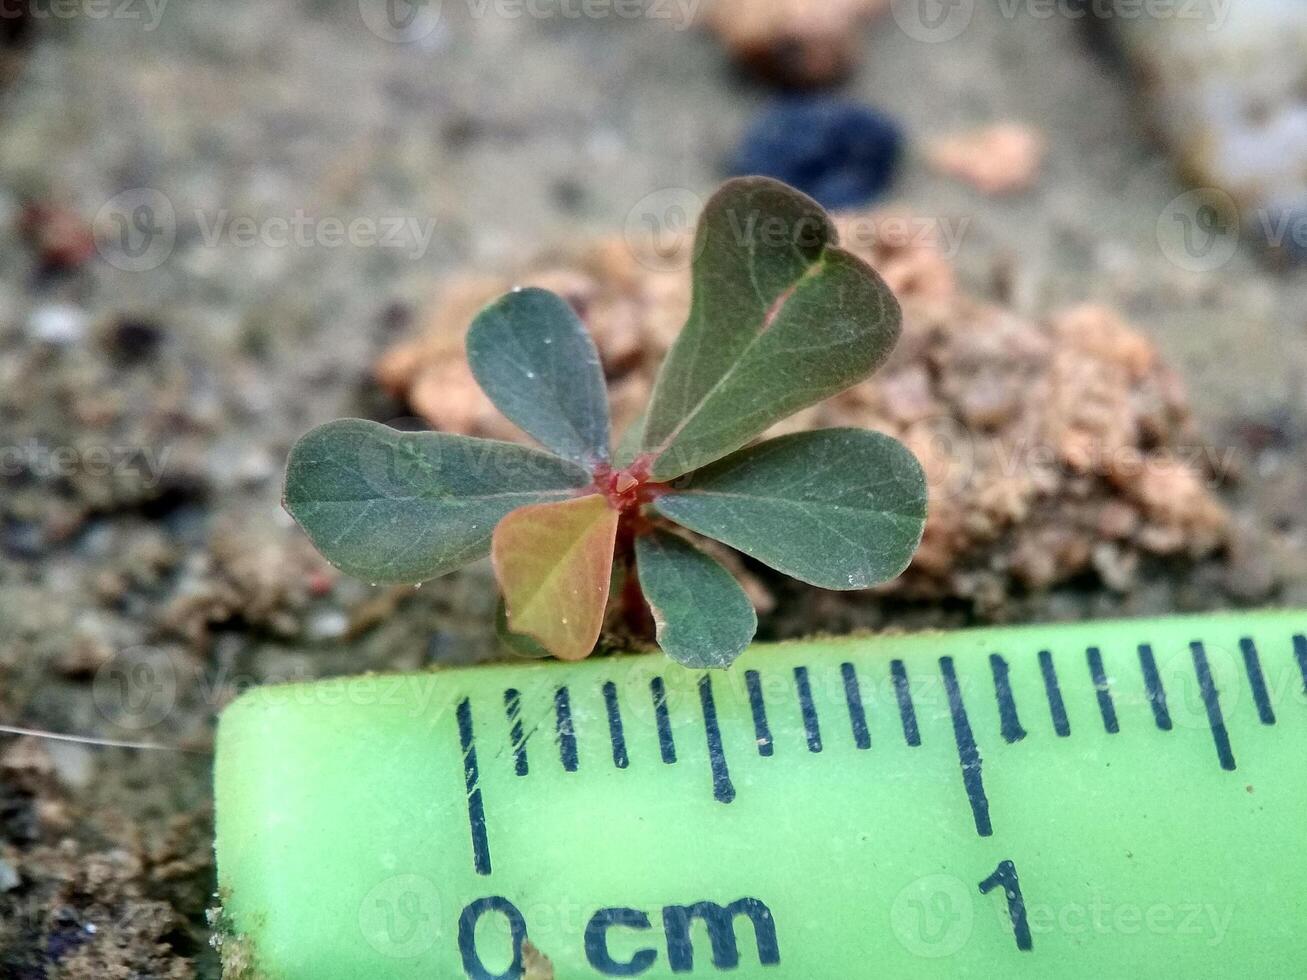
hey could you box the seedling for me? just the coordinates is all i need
[283,177,927,669]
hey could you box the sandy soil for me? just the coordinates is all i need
[1,1,1305,975]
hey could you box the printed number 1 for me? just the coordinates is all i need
[979,859,1033,951]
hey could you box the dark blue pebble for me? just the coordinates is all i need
[729,100,904,210]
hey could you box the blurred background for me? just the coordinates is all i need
[0,0,1305,974]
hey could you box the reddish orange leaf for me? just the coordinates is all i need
[491,494,619,662]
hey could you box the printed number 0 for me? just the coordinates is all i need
[978,860,1033,952]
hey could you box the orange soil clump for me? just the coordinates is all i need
[925,122,1047,195]
[376,210,1228,609]
[700,0,888,88]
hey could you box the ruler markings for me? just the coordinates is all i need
[1087,646,1120,734]
[794,666,823,753]
[745,669,774,757]
[602,681,629,770]
[890,659,921,747]
[698,675,735,804]
[1037,650,1071,737]
[218,614,1307,976]
[554,686,578,773]
[650,676,677,765]
[1238,637,1276,725]
[463,627,1304,875]
[1136,644,1172,731]
[503,688,529,777]
[456,697,492,877]
[1190,641,1236,771]
[989,653,1027,744]
[978,859,1033,952]
[841,663,871,750]
[940,655,993,838]
[1295,634,1307,695]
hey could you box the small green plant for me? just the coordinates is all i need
[284,177,927,669]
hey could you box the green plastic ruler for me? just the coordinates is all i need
[215,610,1307,978]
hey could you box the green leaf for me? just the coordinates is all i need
[495,600,552,660]
[651,428,926,591]
[640,176,902,480]
[284,419,591,584]
[635,530,757,669]
[467,287,610,467]
[492,494,619,661]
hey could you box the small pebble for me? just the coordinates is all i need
[0,859,20,892]
[19,203,96,272]
[107,317,165,364]
[704,0,880,88]
[729,99,903,209]
[925,122,1046,196]
[45,741,94,791]
[235,449,275,487]
[307,569,336,598]
[28,303,88,346]
[307,608,349,641]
